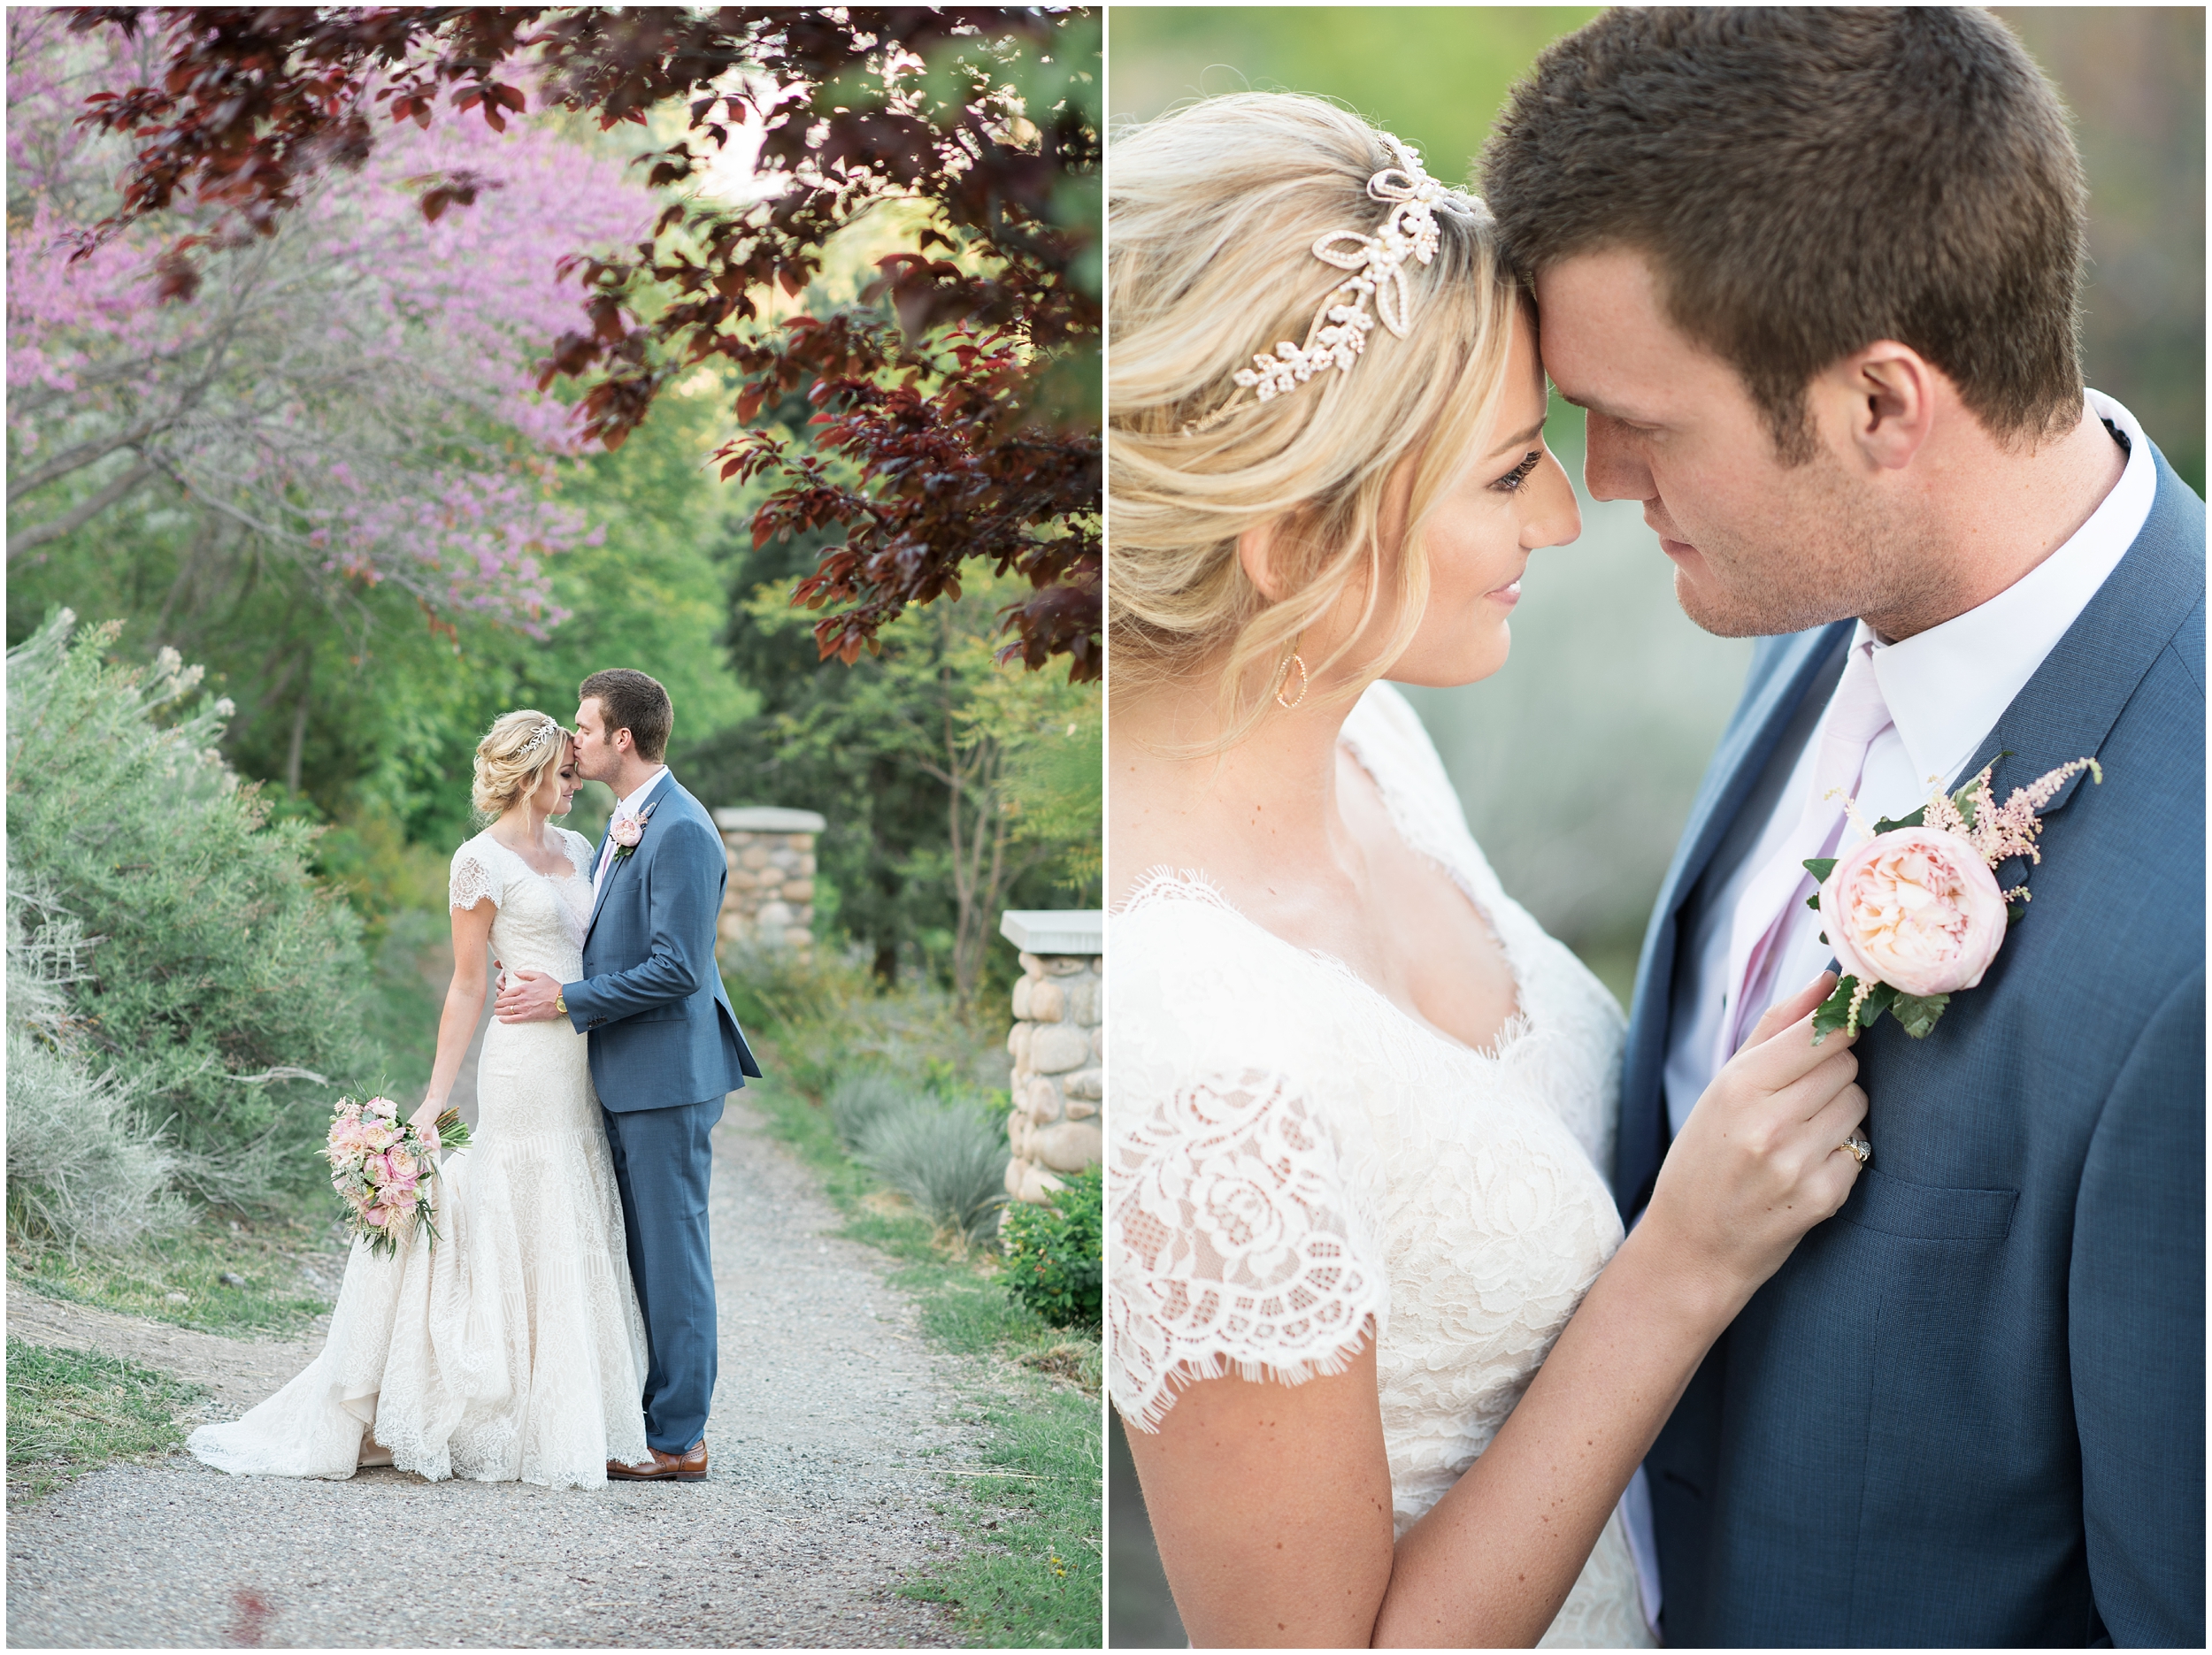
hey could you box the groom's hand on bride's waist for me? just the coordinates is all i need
[494,968,569,1023]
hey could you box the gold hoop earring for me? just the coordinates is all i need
[1274,651,1309,711]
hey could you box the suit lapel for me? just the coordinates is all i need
[1615,619,1854,1214]
[1947,448,2203,885]
[584,784,667,946]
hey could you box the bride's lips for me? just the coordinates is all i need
[1487,578,1522,608]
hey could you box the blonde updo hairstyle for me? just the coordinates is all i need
[1110,93,1523,747]
[472,710,570,823]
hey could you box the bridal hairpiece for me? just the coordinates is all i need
[1187,139,1483,434]
[518,716,562,760]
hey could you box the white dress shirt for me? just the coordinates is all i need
[1662,390,2154,1132]
[592,765,671,900]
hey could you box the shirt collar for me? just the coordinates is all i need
[1859,388,2154,793]
[616,766,670,821]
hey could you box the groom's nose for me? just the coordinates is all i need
[1581,410,1655,505]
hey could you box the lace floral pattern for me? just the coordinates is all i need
[189,827,649,1490]
[1107,683,1650,1646]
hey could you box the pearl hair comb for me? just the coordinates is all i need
[1186,140,1484,434]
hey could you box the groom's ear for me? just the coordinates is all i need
[1829,341,1939,474]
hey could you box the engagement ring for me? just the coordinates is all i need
[1842,1130,1871,1166]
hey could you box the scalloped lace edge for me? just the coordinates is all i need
[1114,1314,1378,1435]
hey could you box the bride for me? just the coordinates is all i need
[1107,95,1870,1646]
[189,711,649,1488]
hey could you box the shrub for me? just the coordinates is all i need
[826,1069,919,1150]
[5,881,185,1252]
[857,1099,1010,1246]
[1000,1163,1102,1329]
[722,938,1008,1106]
[6,611,374,1207]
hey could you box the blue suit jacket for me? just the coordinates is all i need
[1619,446,2205,1646]
[565,772,762,1112]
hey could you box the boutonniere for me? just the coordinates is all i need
[609,801,657,864]
[1807,755,2102,1042]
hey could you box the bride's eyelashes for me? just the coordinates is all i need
[1490,448,1545,494]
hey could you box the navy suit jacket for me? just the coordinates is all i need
[566,772,761,1112]
[1619,445,2205,1646]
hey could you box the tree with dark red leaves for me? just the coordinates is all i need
[65,5,1101,679]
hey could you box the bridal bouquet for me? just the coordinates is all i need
[1806,755,2101,1042]
[322,1095,472,1257]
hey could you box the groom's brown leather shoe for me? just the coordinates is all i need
[606,1439,708,1483]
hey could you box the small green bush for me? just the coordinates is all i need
[857,1100,1010,1245]
[1000,1163,1102,1329]
[6,880,186,1253]
[826,1069,919,1150]
[6,611,374,1208]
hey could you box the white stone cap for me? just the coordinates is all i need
[714,807,826,832]
[1000,908,1102,955]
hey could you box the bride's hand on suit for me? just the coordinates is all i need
[1126,970,1868,1648]
[1639,969,1868,1325]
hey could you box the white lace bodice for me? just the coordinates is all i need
[1109,683,1650,1645]
[449,827,596,980]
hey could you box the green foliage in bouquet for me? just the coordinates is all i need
[1000,1164,1102,1330]
[6,611,375,1209]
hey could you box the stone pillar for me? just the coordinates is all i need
[712,808,826,955]
[1001,908,1103,1207]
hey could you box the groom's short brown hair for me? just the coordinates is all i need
[1483,7,2087,463]
[579,668,672,762]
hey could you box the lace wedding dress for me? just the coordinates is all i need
[1109,684,1655,1647]
[188,827,649,1490]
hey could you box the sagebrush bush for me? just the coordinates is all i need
[826,1069,920,1150]
[5,882,185,1252]
[857,1099,1010,1245]
[6,611,374,1207]
[1000,1163,1102,1329]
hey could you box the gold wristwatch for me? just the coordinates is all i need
[556,991,568,1014]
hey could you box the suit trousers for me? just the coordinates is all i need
[601,1095,723,1453]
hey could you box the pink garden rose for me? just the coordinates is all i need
[610,814,644,848]
[1818,826,2008,999]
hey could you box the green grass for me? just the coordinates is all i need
[749,1069,1103,1647]
[8,1207,342,1337]
[5,1337,207,1504]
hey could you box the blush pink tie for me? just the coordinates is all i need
[1714,640,1894,1070]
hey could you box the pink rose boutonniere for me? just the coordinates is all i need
[1806,755,2102,1042]
[609,803,654,864]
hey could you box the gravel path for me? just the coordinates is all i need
[7,1095,996,1648]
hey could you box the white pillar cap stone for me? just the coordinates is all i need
[999,908,1103,955]
[714,807,826,832]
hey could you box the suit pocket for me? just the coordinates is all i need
[1841,1167,2017,1241]
[626,1000,686,1023]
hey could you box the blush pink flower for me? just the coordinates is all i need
[610,814,644,848]
[1819,826,2008,999]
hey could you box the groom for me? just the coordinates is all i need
[495,667,760,1481]
[1487,9,2203,1646]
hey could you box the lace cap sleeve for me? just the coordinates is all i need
[1109,1068,1386,1432]
[449,840,501,912]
